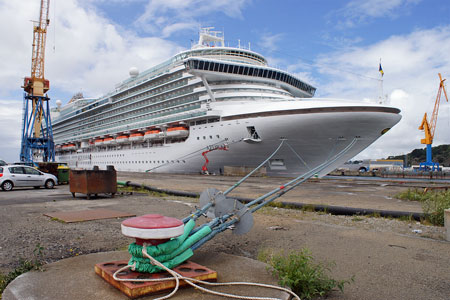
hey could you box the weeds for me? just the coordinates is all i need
[0,244,45,297]
[396,189,450,226]
[258,248,353,300]
[117,185,168,197]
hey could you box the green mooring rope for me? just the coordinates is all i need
[127,219,212,273]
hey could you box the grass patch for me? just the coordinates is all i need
[258,248,353,300]
[396,189,450,226]
[0,244,45,298]
[367,211,381,218]
[301,204,316,212]
[395,188,424,201]
[352,216,364,222]
[117,185,168,197]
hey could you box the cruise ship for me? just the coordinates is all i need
[51,28,401,176]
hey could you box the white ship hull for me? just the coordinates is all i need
[56,100,400,176]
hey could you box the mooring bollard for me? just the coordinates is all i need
[445,209,450,242]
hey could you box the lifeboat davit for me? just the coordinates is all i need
[130,132,144,142]
[116,135,129,144]
[103,137,115,145]
[94,139,104,146]
[166,126,189,138]
[144,129,161,140]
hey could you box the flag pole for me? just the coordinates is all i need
[378,58,384,104]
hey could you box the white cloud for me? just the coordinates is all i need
[314,26,450,159]
[0,0,183,161]
[333,0,422,28]
[0,100,23,162]
[258,33,284,52]
[135,0,251,36]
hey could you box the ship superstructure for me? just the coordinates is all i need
[52,28,401,176]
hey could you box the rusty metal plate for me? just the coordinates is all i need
[95,260,217,299]
[44,209,135,223]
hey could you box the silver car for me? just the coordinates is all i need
[0,165,58,191]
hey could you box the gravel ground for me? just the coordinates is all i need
[0,179,449,299]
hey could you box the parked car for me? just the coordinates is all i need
[0,160,7,166]
[0,165,58,191]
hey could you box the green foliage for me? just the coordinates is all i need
[396,189,450,226]
[117,185,167,197]
[258,248,353,299]
[422,191,450,226]
[0,244,45,298]
[395,188,424,201]
[388,144,450,167]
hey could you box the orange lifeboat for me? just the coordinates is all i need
[116,135,129,144]
[144,129,161,140]
[103,137,115,145]
[94,139,104,146]
[129,132,144,142]
[166,126,189,138]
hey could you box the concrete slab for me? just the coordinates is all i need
[43,209,135,223]
[3,251,291,300]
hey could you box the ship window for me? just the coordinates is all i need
[268,70,273,78]
[276,72,281,80]
[258,69,263,77]
[199,61,204,70]
[197,137,200,140]
[243,66,249,75]
[213,63,219,72]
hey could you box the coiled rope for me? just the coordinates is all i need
[113,243,301,300]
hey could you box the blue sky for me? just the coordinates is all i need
[1,0,449,163]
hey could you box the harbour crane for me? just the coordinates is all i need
[20,0,55,163]
[418,73,448,171]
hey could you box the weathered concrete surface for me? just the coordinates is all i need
[3,251,290,300]
[1,174,448,299]
[117,172,426,212]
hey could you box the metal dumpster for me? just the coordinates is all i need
[38,162,59,177]
[69,166,117,199]
[57,164,70,184]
